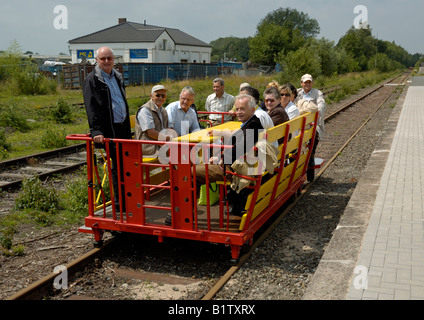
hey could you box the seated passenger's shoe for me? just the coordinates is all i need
[229,207,246,217]
[165,213,172,226]
[307,168,315,182]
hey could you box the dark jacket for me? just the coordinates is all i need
[223,114,264,165]
[268,104,289,126]
[83,66,131,140]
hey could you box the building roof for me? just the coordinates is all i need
[68,20,211,48]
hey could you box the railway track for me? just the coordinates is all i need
[0,144,87,190]
[5,72,409,301]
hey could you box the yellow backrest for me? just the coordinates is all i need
[239,112,318,230]
[130,115,136,129]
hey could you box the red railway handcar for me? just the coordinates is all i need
[67,111,319,262]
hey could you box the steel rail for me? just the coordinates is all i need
[5,238,115,300]
[0,143,85,169]
[200,73,407,300]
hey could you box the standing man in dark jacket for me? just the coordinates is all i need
[83,46,131,212]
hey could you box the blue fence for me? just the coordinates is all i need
[122,63,219,86]
[61,63,221,89]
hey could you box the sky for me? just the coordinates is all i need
[0,0,422,56]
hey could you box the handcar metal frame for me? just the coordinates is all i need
[67,111,319,261]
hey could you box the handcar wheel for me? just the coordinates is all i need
[93,240,104,248]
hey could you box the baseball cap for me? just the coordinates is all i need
[301,74,313,82]
[151,85,167,93]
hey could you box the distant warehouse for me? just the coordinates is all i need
[66,18,218,86]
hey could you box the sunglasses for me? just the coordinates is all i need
[98,56,114,61]
[281,93,291,97]
[154,93,167,98]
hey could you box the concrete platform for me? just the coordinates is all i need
[303,76,424,300]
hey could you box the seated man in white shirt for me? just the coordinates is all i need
[166,86,201,136]
[205,78,235,125]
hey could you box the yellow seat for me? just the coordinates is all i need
[238,112,318,230]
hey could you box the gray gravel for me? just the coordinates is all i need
[213,85,404,300]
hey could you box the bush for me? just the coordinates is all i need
[15,65,57,95]
[40,127,68,148]
[51,97,73,124]
[65,171,89,214]
[0,129,11,159]
[277,46,322,82]
[0,103,31,132]
[15,177,60,214]
[0,41,57,96]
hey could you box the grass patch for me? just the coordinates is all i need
[0,71,401,160]
[0,170,91,255]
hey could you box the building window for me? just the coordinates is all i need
[163,39,167,51]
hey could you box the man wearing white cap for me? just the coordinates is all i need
[297,74,326,182]
[135,84,169,155]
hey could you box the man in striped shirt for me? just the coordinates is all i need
[205,78,235,125]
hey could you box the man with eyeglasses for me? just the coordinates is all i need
[165,86,200,136]
[134,84,169,155]
[83,46,132,212]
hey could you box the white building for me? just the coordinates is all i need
[68,18,212,64]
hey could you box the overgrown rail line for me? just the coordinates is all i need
[0,144,87,190]
[5,72,409,300]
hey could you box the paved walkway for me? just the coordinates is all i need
[303,77,424,300]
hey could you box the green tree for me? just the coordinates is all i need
[210,37,250,62]
[334,47,361,74]
[368,53,403,72]
[249,21,305,66]
[249,7,319,66]
[304,38,338,76]
[277,45,322,81]
[337,27,376,71]
[258,7,320,39]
